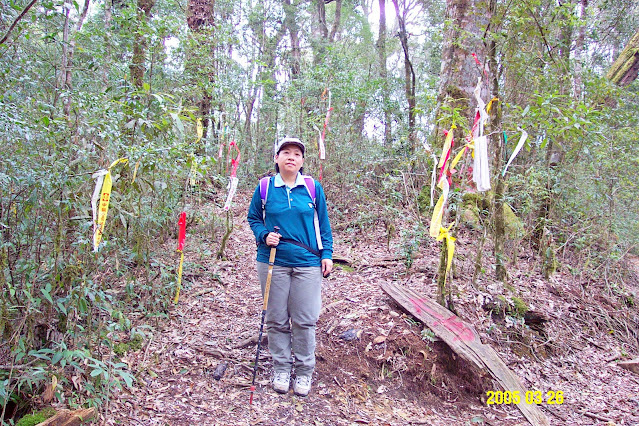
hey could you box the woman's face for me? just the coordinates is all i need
[275,145,304,174]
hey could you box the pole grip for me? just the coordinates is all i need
[262,226,279,311]
[263,248,276,310]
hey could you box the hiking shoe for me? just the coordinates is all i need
[293,375,312,396]
[272,371,290,394]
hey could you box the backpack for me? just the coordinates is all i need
[259,175,323,253]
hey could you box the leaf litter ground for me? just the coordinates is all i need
[105,190,639,425]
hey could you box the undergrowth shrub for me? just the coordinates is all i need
[0,85,218,417]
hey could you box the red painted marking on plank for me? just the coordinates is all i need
[408,297,475,342]
[440,315,475,342]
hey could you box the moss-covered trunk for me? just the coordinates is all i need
[487,0,506,281]
[607,30,639,87]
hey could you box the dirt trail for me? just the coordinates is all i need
[104,190,639,425]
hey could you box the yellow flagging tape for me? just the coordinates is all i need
[430,126,458,282]
[437,127,455,168]
[450,141,475,171]
[196,118,203,140]
[486,97,499,114]
[93,158,128,252]
[131,160,140,184]
[189,155,198,186]
[429,194,445,238]
[189,119,204,186]
[173,251,185,304]
[437,224,456,279]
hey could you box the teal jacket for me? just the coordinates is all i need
[247,173,333,267]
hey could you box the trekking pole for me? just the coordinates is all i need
[249,226,279,405]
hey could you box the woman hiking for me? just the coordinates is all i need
[247,137,333,397]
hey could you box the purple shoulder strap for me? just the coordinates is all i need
[259,176,270,201]
[303,176,316,202]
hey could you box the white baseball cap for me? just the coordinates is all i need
[275,137,305,156]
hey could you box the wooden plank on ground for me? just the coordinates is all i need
[618,358,639,375]
[36,407,96,426]
[382,282,549,426]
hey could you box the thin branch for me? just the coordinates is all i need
[0,0,39,45]
[524,3,556,63]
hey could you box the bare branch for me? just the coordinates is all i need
[0,0,39,45]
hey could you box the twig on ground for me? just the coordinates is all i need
[582,410,613,423]
[543,405,568,422]
[141,333,155,369]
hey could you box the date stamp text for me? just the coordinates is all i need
[486,390,564,405]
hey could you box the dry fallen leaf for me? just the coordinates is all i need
[42,375,57,403]
[373,335,386,344]
[71,375,83,392]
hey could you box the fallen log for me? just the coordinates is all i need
[382,282,549,426]
[618,358,639,375]
[35,408,96,426]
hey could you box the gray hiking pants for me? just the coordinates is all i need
[257,262,322,376]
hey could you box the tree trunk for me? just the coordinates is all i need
[130,0,156,88]
[573,0,588,99]
[391,0,416,147]
[102,0,113,86]
[312,0,342,64]
[328,0,342,42]
[607,29,639,86]
[486,0,505,281]
[434,0,487,306]
[283,0,301,77]
[61,0,90,118]
[438,0,488,127]
[376,0,391,145]
[186,0,215,148]
[56,0,72,109]
[317,0,328,39]
[532,1,573,275]
[247,2,286,173]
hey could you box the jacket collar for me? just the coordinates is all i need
[274,172,305,188]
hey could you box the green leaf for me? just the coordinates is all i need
[540,138,548,149]
[28,350,52,361]
[78,298,88,314]
[170,113,184,136]
[117,370,134,388]
[41,285,53,304]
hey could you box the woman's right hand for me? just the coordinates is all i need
[265,232,281,247]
